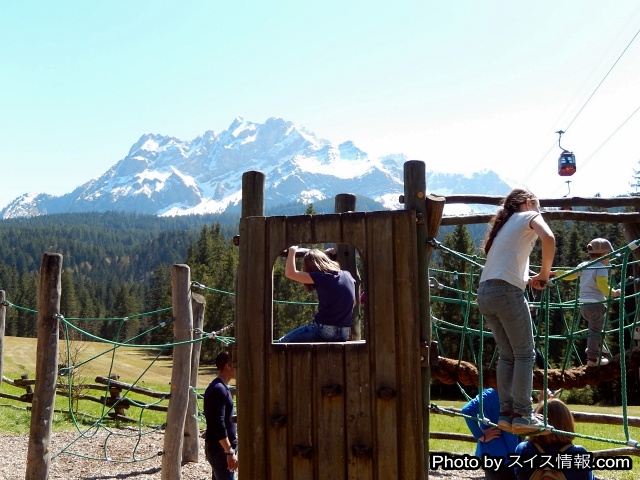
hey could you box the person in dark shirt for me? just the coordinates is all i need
[204,350,237,479]
[278,245,356,342]
[514,398,594,480]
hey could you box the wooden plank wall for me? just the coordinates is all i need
[236,210,423,480]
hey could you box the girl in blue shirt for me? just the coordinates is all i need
[278,246,356,342]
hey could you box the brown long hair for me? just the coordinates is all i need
[302,249,341,292]
[483,188,537,255]
[531,398,576,446]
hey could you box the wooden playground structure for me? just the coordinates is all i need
[235,162,443,479]
[7,159,640,479]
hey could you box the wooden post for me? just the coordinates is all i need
[403,161,431,480]
[334,193,362,339]
[26,253,62,480]
[242,170,265,218]
[162,264,194,480]
[106,374,128,418]
[182,292,206,463]
[237,171,267,480]
[0,290,5,392]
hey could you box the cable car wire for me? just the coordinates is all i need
[546,103,640,197]
[562,25,640,134]
[578,103,640,170]
[521,23,640,185]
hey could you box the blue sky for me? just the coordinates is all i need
[1,1,640,209]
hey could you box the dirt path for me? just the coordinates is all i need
[1,430,484,479]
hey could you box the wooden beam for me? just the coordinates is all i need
[444,195,640,209]
[441,211,640,226]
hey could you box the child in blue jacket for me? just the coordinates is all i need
[463,388,519,480]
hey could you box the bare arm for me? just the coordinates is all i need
[285,246,314,284]
[529,215,555,289]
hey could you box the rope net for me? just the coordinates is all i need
[428,238,640,451]
[1,283,235,464]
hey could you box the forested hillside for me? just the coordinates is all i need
[3,204,634,373]
[0,204,371,363]
[0,212,238,360]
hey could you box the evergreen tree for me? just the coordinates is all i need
[14,271,38,337]
[184,223,239,362]
[60,269,79,320]
[145,264,173,346]
[431,224,479,363]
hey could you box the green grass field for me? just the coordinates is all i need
[2,336,639,478]
[1,336,219,434]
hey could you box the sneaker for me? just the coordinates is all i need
[511,414,552,435]
[498,413,513,431]
[587,357,609,367]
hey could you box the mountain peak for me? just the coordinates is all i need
[128,133,182,156]
[0,117,513,219]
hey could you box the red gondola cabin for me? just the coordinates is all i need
[558,150,576,176]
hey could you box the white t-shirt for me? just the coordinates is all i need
[576,260,608,302]
[480,211,540,291]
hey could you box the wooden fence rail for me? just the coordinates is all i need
[1,373,173,421]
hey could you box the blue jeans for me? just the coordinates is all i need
[278,322,350,343]
[477,280,535,417]
[205,441,236,480]
[581,303,606,361]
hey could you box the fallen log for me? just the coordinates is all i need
[431,347,640,391]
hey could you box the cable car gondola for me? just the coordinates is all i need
[558,150,576,176]
[556,130,576,176]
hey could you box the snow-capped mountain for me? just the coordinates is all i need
[0,117,513,219]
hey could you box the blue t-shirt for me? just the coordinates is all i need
[514,441,595,480]
[462,388,520,460]
[309,270,356,327]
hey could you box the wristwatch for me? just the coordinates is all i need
[225,451,235,456]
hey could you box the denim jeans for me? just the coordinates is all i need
[477,279,535,417]
[277,322,350,343]
[581,303,606,361]
[205,441,236,480]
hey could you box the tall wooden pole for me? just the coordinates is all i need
[403,161,431,480]
[162,264,194,480]
[0,290,5,391]
[26,253,63,480]
[182,292,206,463]
[242,170,265,218]
[334,193,362,339]
[237,170,266,480]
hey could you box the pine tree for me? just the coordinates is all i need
[60,269,79,320]
[431,224,479,363]
[145,264,173,346]
[14,271,38,337]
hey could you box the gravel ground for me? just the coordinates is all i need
[1,430,484,479]
[1,430,212,480]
